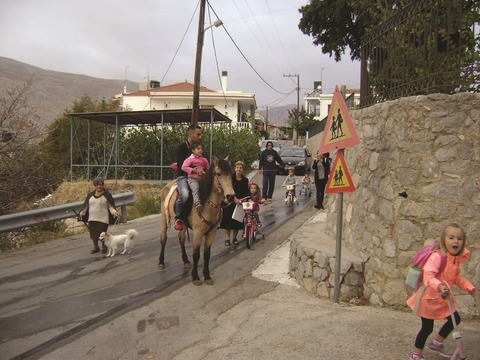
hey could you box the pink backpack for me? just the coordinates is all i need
[405,242,447,291]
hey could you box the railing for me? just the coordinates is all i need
[360,0,479,108]
[0,191,135,233]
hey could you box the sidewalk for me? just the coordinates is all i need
[40,212,480,360]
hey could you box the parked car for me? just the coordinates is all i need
[259,139,281,157]
[277,147,312,175]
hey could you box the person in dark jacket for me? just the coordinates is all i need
[312,151,331,210]
[173,125,202,230]
[79,177,118,254]
[259,141,285,201]
[219,161,250,246]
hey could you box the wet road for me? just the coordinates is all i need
[0,172,315,359]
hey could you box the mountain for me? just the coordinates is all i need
[0,56,137,128]
[257,104,295,127]
[0,56,294,130]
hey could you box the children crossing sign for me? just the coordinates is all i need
[325,151,355,193]
[319,86,360,154]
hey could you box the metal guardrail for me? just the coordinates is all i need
[0,191,135,233]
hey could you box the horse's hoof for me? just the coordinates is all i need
[158,263,165,269]
[204,279,214,285]
[184,262,192,270]
[192,279,203,286]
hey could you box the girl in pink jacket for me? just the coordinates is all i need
[181,141,209,212]
[407,223,475,360]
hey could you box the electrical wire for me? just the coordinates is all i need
[207,3,293,96]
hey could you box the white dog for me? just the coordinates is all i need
[99,229,138,257]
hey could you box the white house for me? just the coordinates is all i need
[304,81,360,121]
[117,71,256,129]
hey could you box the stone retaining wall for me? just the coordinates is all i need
[321,93,479,316]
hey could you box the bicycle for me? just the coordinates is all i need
[285,184,296,207]
[300,183,312,197]
[241,197,264,249]
[441,289,467,360]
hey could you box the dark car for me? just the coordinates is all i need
[277,147,312,175]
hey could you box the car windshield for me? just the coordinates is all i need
[281,149,304,157]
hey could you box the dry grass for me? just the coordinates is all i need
[0,180,168,252]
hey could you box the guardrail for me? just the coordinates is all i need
[0,191,135,233]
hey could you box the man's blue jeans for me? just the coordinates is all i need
[175,176,189,218]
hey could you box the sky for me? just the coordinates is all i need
[0,0,360,110]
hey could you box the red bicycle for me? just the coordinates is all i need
[241,197,264,249]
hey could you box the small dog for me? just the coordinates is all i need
[99,229,138,257]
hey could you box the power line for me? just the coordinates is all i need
[207,2,293,95]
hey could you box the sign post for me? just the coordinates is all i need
[319,85,359,303]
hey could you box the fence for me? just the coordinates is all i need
[0,191,135,233]
[360,0,479,108]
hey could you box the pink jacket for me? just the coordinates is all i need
[406,248,475,319]
[181,154,209,180]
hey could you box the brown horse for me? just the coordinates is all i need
[159,157,234,285]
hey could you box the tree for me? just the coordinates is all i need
[39,95,119,180]
[287,107,318,138]
[298,0,410,61]
[0,80,56,214]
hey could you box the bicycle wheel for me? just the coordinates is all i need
[245,223,252,249]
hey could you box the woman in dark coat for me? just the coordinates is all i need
[220,161,250,246]
[312,152,331,210]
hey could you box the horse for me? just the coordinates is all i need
[159,156,235,285]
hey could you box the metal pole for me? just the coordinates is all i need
[333,149,344,303]
[333,85,347,303]
[191,0,206,125]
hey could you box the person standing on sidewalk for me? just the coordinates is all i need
[259,141,285,201]
[312,151,331,210]
[173,125,202,230]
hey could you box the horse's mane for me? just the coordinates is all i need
[198,158,232,204]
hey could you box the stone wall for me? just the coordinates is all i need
[288,214,364,302]
[321,93,479,316]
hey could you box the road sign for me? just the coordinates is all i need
[325,152,355,193]
[319,86,360,153]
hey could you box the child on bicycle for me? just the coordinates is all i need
[247,182,264,226]
[282,168,298,203]
[300,171,312,197]
[406,223,475,360]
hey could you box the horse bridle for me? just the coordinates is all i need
[197,171,229,233]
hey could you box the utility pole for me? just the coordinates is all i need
[283,74,300,144]
[191,0,207,125]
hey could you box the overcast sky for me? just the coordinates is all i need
[0,0,360,110]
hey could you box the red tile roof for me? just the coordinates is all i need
[124,81,217,96]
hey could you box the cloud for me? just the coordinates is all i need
[0,0,360,108]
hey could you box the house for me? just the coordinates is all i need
[117,71,256,129]
[304,81,360,122]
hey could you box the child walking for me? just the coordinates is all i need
[406,223,475,360]
[181,141,209,212]
[282,168,298,203]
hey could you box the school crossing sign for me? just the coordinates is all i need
[325,151,355,193]
[319,86,360,154]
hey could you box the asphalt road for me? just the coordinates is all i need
[0,172,315,360]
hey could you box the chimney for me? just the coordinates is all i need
[221,71,228,92]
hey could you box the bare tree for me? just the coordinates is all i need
[0,79,53,215]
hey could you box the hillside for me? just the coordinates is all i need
[0,56,294,130]
[0,56,137,128]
